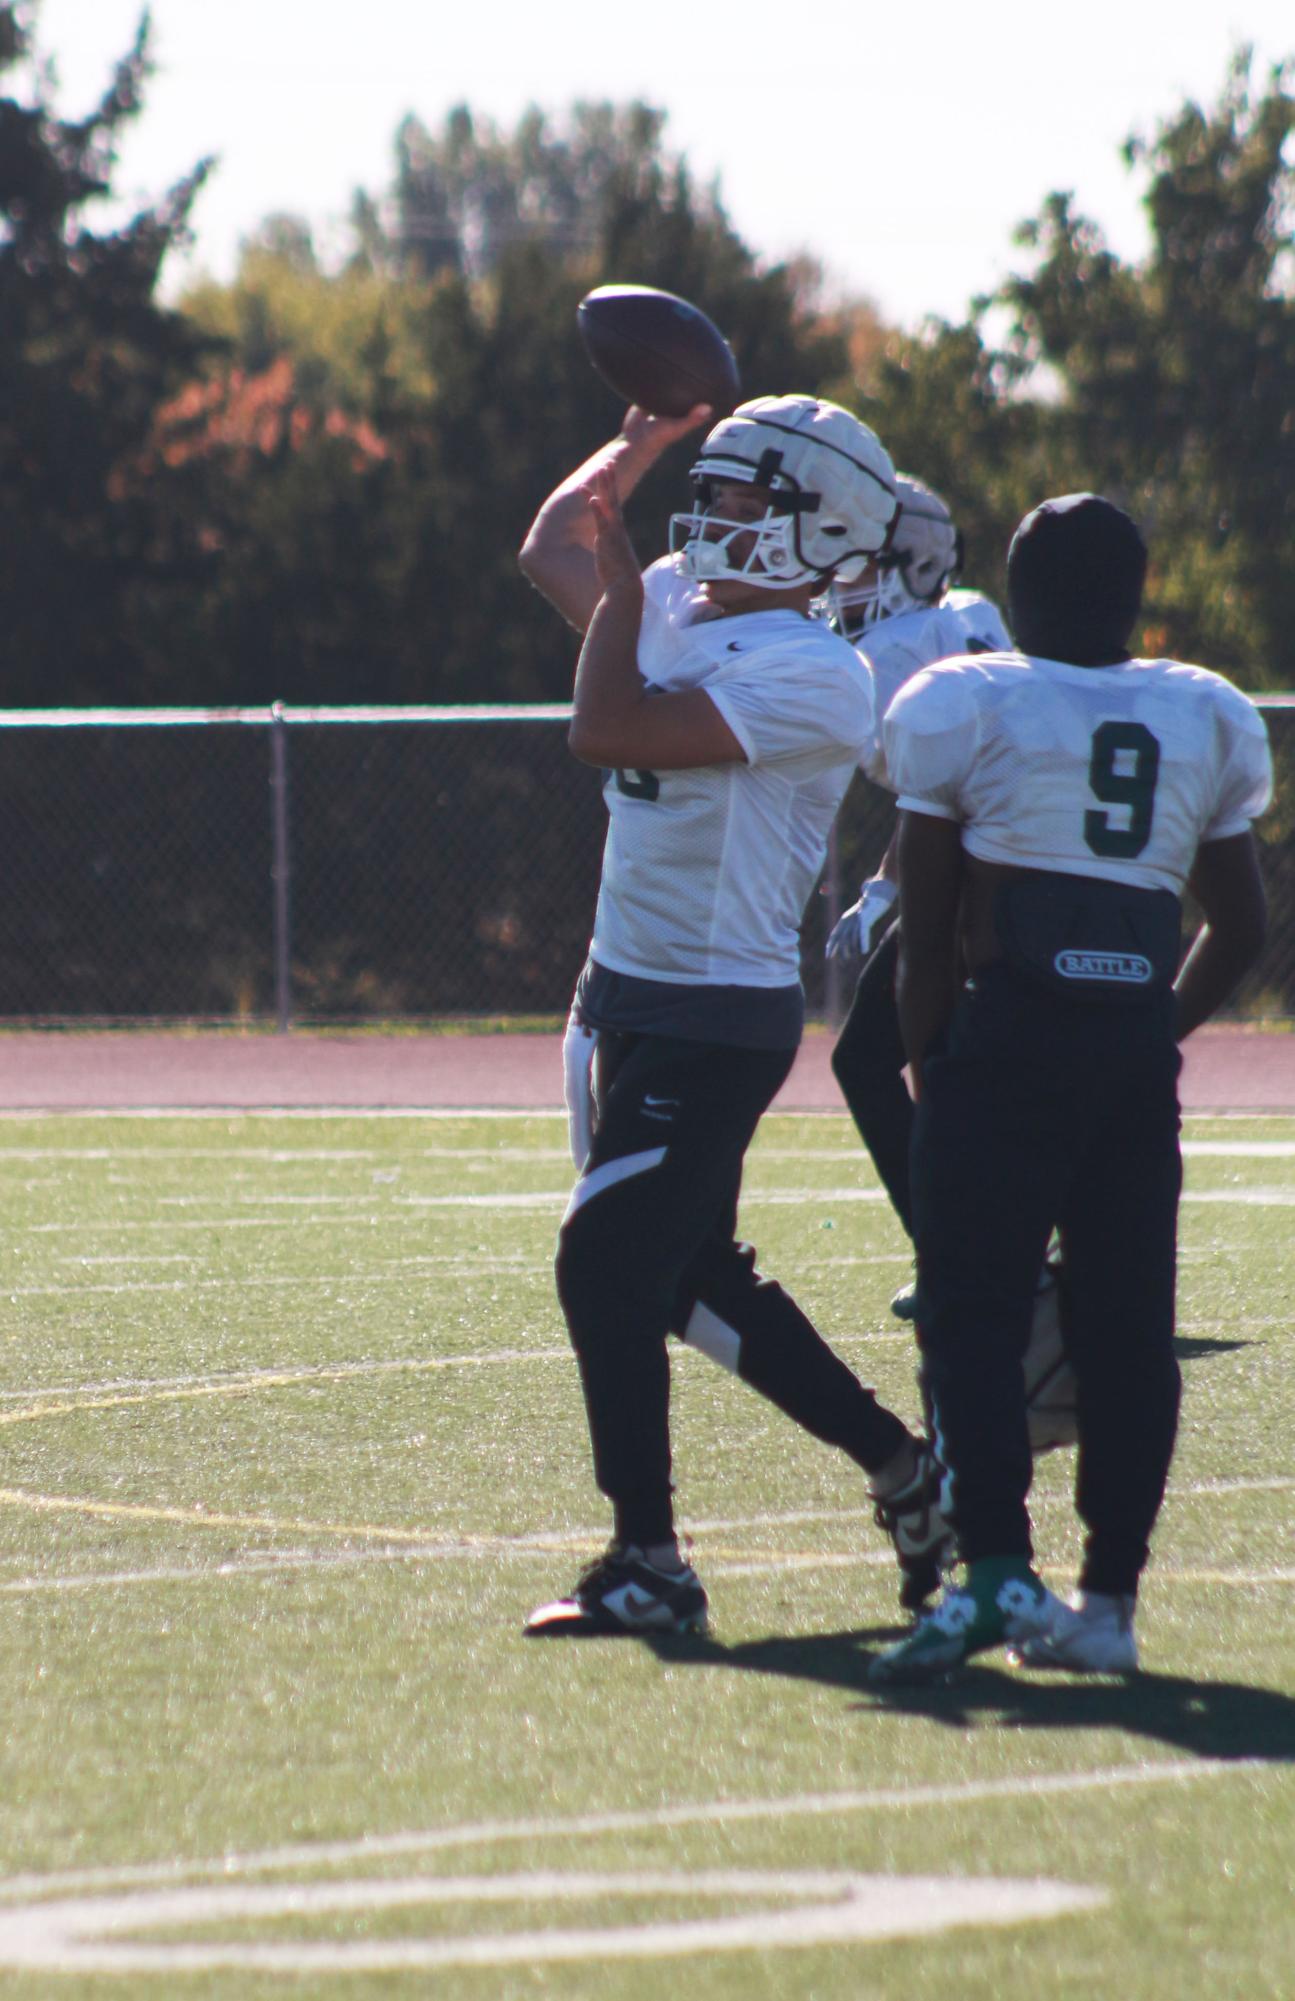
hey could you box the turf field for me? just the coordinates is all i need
[0,1108,1290,1996]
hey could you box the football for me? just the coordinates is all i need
[576,284,741,419]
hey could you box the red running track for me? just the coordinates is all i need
[0,1024,1290,1113]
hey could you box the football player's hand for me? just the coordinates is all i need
[620,403,713,453]
[825,876,899,968]
[585,465,643,596]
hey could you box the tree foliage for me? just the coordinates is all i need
[989,50,1295,684]
[0,2,214,701]
[2,23,1292,704]
[170,101,847,703]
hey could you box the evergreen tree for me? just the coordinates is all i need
[173,100,848,703]
[994,50,1295,685]
[0,3,213,700]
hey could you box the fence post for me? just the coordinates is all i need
[269,703,292,1033]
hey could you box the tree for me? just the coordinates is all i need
[993,49,1295,686]
[815,50,1294,687]
[824,313,1050,611]
[167,100,852,704]
[0,3,214,701]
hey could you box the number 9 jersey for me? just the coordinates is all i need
[882,649,1272,892]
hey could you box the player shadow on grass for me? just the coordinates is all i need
[1174,1334,1255,1359]
[642,1627,1295,1764]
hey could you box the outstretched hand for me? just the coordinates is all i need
[584,464,644,595]
[583,403,711,595]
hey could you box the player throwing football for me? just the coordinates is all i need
[518,395,955,1636]
[868,493,1271,1682]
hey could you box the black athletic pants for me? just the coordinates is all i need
[911,966,1182,1597]
[830,924,915,1237]
[554,1030,914,1548]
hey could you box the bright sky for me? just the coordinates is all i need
[31,0,1295,327]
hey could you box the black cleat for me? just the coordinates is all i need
[523,1544,710,1637]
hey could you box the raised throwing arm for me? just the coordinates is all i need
[518,403,710,634]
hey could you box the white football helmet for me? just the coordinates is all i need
[832,473,962,637]
[670,395,897,591]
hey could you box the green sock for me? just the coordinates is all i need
[966,1556,1043,1607]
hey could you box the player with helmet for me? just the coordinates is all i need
[517,395,954,1636]
[824,478,1078,1462]
[827,475,1011,1277]
[869,493,1271,1683]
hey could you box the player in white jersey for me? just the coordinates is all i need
[825,477,1011,1264]
[869,493,1271,1683]
[518,395,955,1636]
[825,479,1077,1449]
[832,474,1013,796]
[826,481,1076,1445]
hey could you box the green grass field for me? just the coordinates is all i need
[0,1108,1290,1997]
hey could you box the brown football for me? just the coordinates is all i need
[576,284,740,418]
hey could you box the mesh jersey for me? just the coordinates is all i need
[884,649,1272,894]
[857,590,1012,787]
[588,558,874,987]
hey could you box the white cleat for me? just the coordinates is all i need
[1012,1591,1139,1674]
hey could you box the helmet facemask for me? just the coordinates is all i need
[831,559,923,639]
[831,472,961,638]
[670,478,817,590]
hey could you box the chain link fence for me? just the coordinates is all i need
[0,702,1292,1026]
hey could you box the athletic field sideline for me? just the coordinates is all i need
[0,1106,1289,1995]
[0,1018,1291,1110]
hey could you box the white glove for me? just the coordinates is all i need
[825,876,898,968]
[562,1011,597,1170]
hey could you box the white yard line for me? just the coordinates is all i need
[1183,1474,1295,1496]
[10,1544,1295,1592]
[0,1270,554,1298]
[0,1326,1284,1413]
[3,1133,1292,1160]
[51,1253,197,1268]
[0,1486,564,1548]
[0,1867,1107,1973]
[157,1192,378,1206]
[19,1216,418,1234]
[0,1349,570,1424]
[2,1544,1288,1596]
[0,1148,381,1163]
[0,1480,1287,1592]
[0,1758,1269,1902]
[13,1179,1295,1236]
[1182,1187,1295,1205]
[1181,1140,1295,1156]
[11,1255,1294,1300]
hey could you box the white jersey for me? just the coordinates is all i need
[884,649,1272,895]
[857,589,1012,787]
[589,559,873,987]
